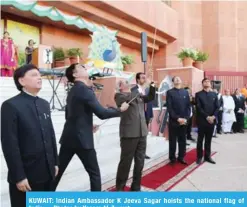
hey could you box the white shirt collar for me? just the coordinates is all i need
[137,84,145,94]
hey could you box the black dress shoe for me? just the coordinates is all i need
[177,159,188,165]
[217,131,222,134]
[196,158,202,165]
[145,155,150,159]
[169,160,176,165]
[188,137,196,142]
[204,157,216,164]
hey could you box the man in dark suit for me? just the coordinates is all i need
[131,72,152,159]
[115,79,155,191]
[215,89,223,134]
[232,88,246,133]
[53,63,129,191]
[166,77,191,165]
[1,64,59,207]
[195,78,219,165]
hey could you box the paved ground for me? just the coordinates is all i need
[171,132,247,191]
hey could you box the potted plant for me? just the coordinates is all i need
[53,47,65,67]
[121,55,134,71]
[177,47,197,67]
[67,48,82,64]
[193,51,209,70]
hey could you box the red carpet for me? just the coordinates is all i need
[107,149,217,191]
[141,148,198,189]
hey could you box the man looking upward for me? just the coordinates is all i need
[195,78,219,164]
[53,63,129,191]
[166,76,191,165]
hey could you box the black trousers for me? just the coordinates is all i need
[217,111,223,133]
[232,113,244,132]
[168,124,186,161]
[52,145,101,191]
[186,117,193,139]
[116,137,146,191]
[146,118,150,127]
[197,124,214,159]
[9,180,52,207]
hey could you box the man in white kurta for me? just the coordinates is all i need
[222,89,236,133]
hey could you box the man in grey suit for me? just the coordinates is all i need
[114,79,155,191]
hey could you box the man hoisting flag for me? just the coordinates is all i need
[114,77,155,191]
[52,63,129,191]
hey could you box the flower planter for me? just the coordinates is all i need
[124,64,131,71]
[182,57,194,67]
[193,61,203,70]
[54,60,65,68]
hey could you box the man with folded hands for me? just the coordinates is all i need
[166,76,191,165]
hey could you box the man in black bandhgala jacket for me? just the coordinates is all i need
[166,76,191,165]
[195,78,219,165]
[232,88,246,133]
[1,64,59,207]
[53,63,129,191]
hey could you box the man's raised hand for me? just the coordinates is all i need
[120,102,129,112]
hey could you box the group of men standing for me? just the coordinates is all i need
[1,64,155,206]
[166,77,218,165]
[214,88,246,135]
[1,63,245,207]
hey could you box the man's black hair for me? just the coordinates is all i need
[202,77,210,84]
[65,63,79,83]
[135,72,145,83]
[172,76,178,82]
[13,64,39,91]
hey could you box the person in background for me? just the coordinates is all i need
[166,76,191,165]
[232,88,246,133]
[145,86,154,134]
[1,64,59,207]
[53,64,129,192]
[215,89,223,134]
[13,44,19,67]
[1,31,16,76]
[25,39,35,64]
[195,78,219,165]
[131,72,152,159]
[211,89,220,138]
[184,87,196,143]
[222,89,236,134]
[115,79,155,191]
[240,83,247,98]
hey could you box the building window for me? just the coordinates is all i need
[161,0,171,7]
